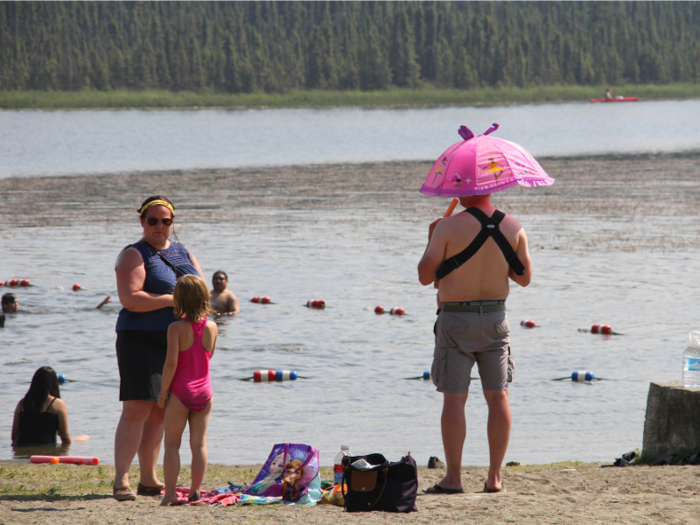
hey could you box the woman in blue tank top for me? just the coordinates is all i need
[113,195,204,501]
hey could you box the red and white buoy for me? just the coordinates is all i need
[520,320,536,328]
[20,279,30,286]
[251,296,260,303]
[72,284,82,292]
[390,307,405,315]
[260,296,271,304]
[9,279,18,286]
[375,305,385,314]
[306,300,326,308]
[590,324,613,335]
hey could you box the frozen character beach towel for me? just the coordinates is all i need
[244,443,321,505]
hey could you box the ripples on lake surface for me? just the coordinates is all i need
[2,99,700,178]
[1,156,700,468]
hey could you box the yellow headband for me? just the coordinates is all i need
[139,200,175,216]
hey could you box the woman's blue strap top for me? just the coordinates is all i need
[116,241,200,332]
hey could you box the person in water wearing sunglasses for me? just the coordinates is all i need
[112,195,205,501]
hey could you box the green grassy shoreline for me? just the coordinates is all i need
[2,83,700,110]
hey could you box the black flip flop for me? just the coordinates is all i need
[483,483,505,493]
[424,483,464,495]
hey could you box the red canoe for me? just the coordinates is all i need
[589,97,639,103]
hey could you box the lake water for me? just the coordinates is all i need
[1,99,699,179]
[1,101,700,469]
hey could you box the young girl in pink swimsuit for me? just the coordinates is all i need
[158,275,218,506]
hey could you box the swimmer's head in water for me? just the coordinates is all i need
[2,293,18,313]
[173,275,213,322]
[137,195,175,219]
[212,271,228,291]
[22,366,60,413]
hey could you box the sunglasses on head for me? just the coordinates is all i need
[144,217,173,226]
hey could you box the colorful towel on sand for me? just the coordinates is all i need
[164,487,240,506]
[237,494,283,505]
[244,443,322,505]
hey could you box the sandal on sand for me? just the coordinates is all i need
[188,491,201,502]
[483,483,505,493]
[113,486,136,501]
[137,482,166,496]
[424,483,464,495]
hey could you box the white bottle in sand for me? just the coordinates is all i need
[682,331,700,388]
[333,445,351,485]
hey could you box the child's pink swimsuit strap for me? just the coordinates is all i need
[169,318,212,411]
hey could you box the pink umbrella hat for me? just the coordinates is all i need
[420,123,555,197]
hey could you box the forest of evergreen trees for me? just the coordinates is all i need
[1,1,699,93]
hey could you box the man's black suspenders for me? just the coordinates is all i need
[435,207,526,281]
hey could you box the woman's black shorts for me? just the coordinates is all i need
[116,330,168,402]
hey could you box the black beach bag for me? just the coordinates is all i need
[341,453,417,513]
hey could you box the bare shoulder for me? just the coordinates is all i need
[49,397,67,413]
[116,246,144,269]
[205,319,219,335]
[439,211,474,233]
[500,212,524,235]
[168,319,189,334]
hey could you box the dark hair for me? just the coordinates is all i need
[21,366,60,413]
[137,195,175,219]
[213,270,228,280]
[0,312,5,328]
[2,293,17,305]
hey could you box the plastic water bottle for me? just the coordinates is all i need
[682,331,700,388]
[333,445,350,485]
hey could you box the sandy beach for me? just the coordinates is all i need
[1,462,699,524]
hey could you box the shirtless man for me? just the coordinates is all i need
[418,194,532,494]
[210,271,240,315]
